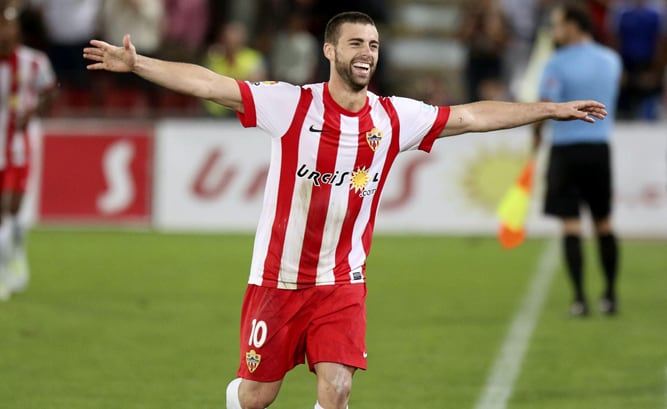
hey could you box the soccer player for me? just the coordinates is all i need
[0,8,56,301]
[84,11,607,409]
[533,3,622,317]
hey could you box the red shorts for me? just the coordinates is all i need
[0,165,29,193]
[237,283,368,382]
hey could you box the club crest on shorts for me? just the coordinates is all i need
[366,128,383,152]
[246,349,262,373]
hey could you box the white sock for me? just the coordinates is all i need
[0,221,12,275]
[314,402,348,409]
[9,216,27,252]
[226,378,243,409]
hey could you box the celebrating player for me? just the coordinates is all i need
[84,11,607,409]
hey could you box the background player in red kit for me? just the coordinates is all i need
[84,11,607,409]
[0,8,56,301]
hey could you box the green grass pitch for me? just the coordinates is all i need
[1,229,665,408]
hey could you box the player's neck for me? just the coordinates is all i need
[327,77,368,113]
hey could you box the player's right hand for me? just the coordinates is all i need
[83,34,137,73]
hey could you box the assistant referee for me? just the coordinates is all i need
[533,2,622,317]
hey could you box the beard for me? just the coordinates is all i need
[334,53,375,92]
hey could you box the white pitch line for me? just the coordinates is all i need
[664,366,667,409]
[473,239,559,409]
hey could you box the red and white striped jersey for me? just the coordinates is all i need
[236,81,450,289]
[0,46,56,169]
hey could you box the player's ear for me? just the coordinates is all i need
[323,43,334,61]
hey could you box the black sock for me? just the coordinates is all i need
[598,233,618,300]
[563,235,584,301]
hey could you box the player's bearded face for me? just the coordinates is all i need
[334,48,376,92]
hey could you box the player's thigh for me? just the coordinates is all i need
[237,285,310,382]
[306,284,368,373]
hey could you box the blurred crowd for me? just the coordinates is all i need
[3,0,389,117]
[4,0,667,120]
[458,0,667,120]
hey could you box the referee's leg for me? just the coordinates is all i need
[593,216,619,314]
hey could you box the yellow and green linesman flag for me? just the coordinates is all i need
[497,159,535,249]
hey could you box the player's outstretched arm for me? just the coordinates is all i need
[83,34,243,112]
[439,100,607,138]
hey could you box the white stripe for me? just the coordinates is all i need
[316,115,358,284]
[278,142,314,288]
[248,136,282,286]
[0,65,9,169]
[474,239,559,409]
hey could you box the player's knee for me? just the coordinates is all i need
[237,379,280,409]
[239,394,272,409]
[317,372,353,408]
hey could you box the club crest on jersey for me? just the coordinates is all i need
[246,350,261,373]
[365,128,383,152]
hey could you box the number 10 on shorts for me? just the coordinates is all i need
[248,318,267,348]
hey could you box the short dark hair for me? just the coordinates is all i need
[324,11,376,45]
[560,2,593,34]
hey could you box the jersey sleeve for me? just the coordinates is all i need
[538,60,562,102]
[236,80,302,137]
[390,96,450,153]
[36,52,56,92]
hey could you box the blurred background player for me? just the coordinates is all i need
[458,0,511,102]
[31,0,100,110]
[0,5,56,300]
[533,2,622,317]
[202,21,267,116]
[609,0,667,120]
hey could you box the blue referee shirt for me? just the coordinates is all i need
[539,41,621,145]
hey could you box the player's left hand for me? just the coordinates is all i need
[554,100,607,123]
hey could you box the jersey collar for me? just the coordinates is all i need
[323,82,371,117]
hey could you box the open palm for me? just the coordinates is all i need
[557,100,608,123]
[83,34,137,73]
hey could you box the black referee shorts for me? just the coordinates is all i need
[544,142,612,220]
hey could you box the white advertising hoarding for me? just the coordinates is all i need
[154,119,269,231]
[154,120,667,238]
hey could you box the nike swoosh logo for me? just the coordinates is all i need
[363,352,368,358]
[309,125,334,133]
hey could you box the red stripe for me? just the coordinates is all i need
[332,110,377,283]
[5,51,19,168]
[418,106,450,152]
[235,80,256,127]
[296,100,342,287]
[262,88,313,285]
[359,97,402,257]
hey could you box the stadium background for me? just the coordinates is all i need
[3,1,667,409]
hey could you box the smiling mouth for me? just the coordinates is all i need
[352,62,371,73]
